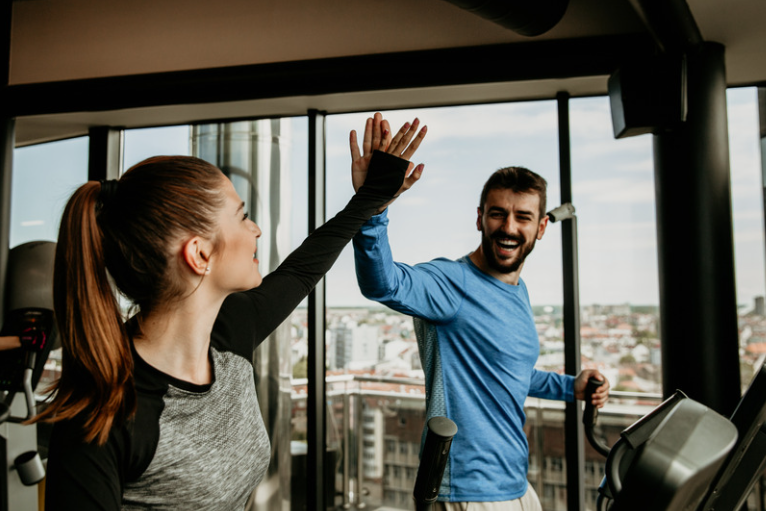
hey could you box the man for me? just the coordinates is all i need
[351,135,609,510]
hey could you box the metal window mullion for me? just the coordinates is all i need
[307,109,327,511]
[557,91,585,511]
[759,87,766,296]
[88,126,123,181]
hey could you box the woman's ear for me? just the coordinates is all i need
[181,236,212,276]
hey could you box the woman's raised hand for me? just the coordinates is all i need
[350,112,427,195]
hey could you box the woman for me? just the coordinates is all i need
[36,113,426,509]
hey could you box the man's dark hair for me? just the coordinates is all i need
[479,166,547,220]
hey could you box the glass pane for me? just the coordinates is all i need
[326,102,562,510]
[727,86,766,510]
[570,96,660,392]
[11,137,89,247]
[12,136,89,393]
[727,87,766,387]
[123,125,191,169]
[569,97,660,510]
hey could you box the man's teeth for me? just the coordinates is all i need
[497,239,519,249]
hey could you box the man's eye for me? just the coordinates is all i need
[243,212,249,221]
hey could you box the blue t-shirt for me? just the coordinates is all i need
[353,210,574,502]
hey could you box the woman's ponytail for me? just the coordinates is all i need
[34,181,136,445]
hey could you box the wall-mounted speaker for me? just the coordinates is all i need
[609,54,687,139]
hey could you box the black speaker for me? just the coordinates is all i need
[608,54,687,139]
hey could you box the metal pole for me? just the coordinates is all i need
[88,127,123,181]
[653,43,741,416]
[356,392,366,509]
[557,91,585,511]
[759,88,766,298]
[342,391,350,508]
[307,110,328,511]
[0,117,13,511]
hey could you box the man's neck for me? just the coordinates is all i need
[469,247,522,286]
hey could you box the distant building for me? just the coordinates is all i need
[755,296,765,317]
[332,319,382,370]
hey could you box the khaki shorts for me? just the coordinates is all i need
[434,484,542,511]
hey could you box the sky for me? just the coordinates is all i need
[10,88,765,309]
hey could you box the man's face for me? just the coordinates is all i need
[477,188,548,275]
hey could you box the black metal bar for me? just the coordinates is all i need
[5,35,653,118]
[653,43,740,416]
[557,91,585,511]
[88,126,123,181]
[0,11,12,507]
[306,109,327,511]
[0,118,13,335]
[0,434,7,511]
[0,18,16,511]
[759,88,766,298]
[1,0,11,88]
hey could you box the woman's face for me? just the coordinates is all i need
[210,177,262,292]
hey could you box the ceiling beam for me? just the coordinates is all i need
[5,34,654,119]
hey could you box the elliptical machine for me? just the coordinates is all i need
[0,241,58,511]
[583,365,766,511]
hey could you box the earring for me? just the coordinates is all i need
[205,267,211,273]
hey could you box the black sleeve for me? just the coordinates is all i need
[45,419,126,511]
[213,150,409,353]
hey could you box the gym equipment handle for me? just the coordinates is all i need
[413,416,458,511]
[583,377,611,457]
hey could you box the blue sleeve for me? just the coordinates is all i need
[528,369,575,402]
[353,210,464,323]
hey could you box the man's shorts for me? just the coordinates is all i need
[434,485,542,511]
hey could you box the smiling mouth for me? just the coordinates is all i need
[495,238,520,251]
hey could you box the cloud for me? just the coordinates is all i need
[396,195,429,207]
[573,178,655,204]
[733,210,766,221]
[326,103,560,146]
[733,229,766,243]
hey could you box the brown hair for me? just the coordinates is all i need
[34,156,226,444]
[479,166,548,220]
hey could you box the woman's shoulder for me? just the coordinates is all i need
[47,381,163,482]
[210,291,261,360]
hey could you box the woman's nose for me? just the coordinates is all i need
[250,220,262,237]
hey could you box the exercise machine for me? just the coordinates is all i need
[413,417,458,511]
[0,241,58,511]
[584,364,766,511]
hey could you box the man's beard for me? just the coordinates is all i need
[481,229,537,275]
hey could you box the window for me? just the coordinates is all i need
[12,136,89,247]
[727,87,766,389]
[12,136,89,391]
[325,102,562,511]
[570,96,659,394]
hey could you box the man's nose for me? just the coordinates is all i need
[502,217,520,234]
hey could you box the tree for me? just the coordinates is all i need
[293,356,308,379]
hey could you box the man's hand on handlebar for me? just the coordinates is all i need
[574,369,610,408]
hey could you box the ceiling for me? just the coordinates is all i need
[8,0,766,146]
